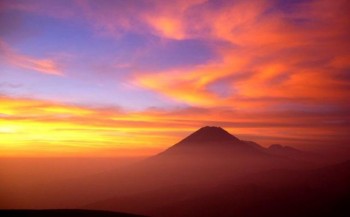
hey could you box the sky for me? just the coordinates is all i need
[0,0,349,157]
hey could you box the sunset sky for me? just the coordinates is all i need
[0,0,349,157]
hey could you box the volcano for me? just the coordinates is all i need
[173,126,241,144]
[153,126,269,159]
[130,126,293,192]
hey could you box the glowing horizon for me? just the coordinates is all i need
[0,0,349,157]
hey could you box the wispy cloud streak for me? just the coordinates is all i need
[0,40,63,76]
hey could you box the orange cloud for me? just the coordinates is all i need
[144,0,205,39]
[134,0,350,111]
[147,16,185,40]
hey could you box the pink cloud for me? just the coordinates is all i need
[0,40,63,76]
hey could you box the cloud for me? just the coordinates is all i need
[143,0,206,39]
[132,0,350,111]
[0,40,63,76]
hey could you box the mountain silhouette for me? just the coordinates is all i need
[156,126,267,158]
[268,144,302,155]
[175,126,240,144]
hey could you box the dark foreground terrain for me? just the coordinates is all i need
[88,160,350,217]
[0,209,146,217]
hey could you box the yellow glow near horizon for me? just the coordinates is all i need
[0,95,348,157]
[0,97,185,157]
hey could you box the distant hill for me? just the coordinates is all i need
[268,143,303,156]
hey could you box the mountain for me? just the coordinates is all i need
[84,127,317,215]
[155,126,266,157]
[268,144,303,156]
[144,126,309,180]
[267,144,322,164]
[137,126,292,187]
[170,126,241,145]
[156,126,311,161]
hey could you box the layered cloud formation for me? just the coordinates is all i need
[0,0,349,156]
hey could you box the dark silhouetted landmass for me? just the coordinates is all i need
[0,209,147,217]
[157,126,266,156]
[88,160,350,217]
[268,144,303,155]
